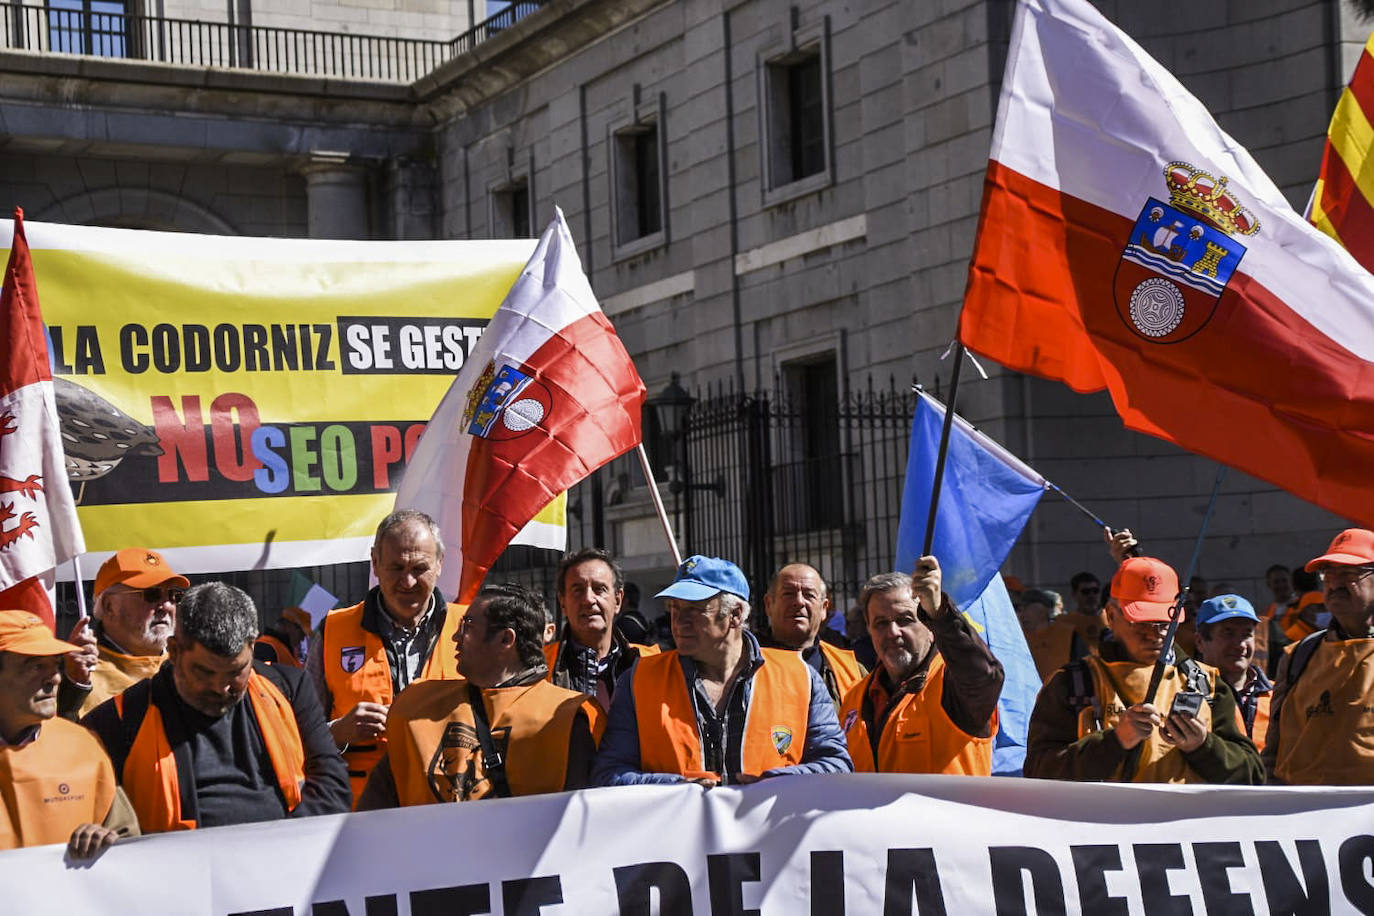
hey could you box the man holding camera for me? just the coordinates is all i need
[1025,557,1263,784]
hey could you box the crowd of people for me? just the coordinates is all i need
[1,509,1370,859]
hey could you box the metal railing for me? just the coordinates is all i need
[1,1,552,82]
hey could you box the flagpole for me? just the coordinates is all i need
[921,341,967,558]
[636,443,682,567]
[71,555,88,620]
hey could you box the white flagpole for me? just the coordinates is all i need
[71,555,88,620]
[636,443,682,567]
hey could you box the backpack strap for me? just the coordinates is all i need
[1286,630,1327,689]
[467,683,512,799]
[1064,659,1103,731]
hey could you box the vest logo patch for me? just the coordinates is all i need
[842,710,858,733]
[770,726,793,755]
[340,645,365,673]
[1305,690,1335,720]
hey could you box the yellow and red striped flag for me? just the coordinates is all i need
[1309,30,1374,269]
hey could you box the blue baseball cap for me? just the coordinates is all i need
[656,555,750,602]
[1196,594,1259,627]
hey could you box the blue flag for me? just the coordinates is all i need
[895,391,1045,775]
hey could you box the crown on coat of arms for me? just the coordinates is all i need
[1164,162,1260,237]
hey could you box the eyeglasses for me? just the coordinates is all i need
[1319,566,1374,586]
[116,586,184,605]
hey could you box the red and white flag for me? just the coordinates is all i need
[960,0,1374,525]
[0,210,85,628]
[395,208,645,602]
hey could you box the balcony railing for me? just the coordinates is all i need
[1,1,550,83]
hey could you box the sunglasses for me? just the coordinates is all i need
[117,586,185,605]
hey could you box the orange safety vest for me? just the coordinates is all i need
[256,633,302,668]
[0,718,118,850]
[817,642,866,698]
[114,671,305,832]
[321,600,463,802]
[1078,656,1216,784]
[1236,690,1271,752]
[79,646,165,718]
[1275,637,1374,785]
[386,678,593,804]
[632,648,811,780]
[838,654,995,776]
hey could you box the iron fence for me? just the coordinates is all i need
[0,2,555,82]
[681,378,917,618]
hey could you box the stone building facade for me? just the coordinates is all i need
[0,0,1364,613]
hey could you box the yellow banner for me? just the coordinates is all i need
[2,221,563,573]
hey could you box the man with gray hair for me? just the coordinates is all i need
[593,555,851,786]
[307,509,464,802]
[85,582,351,832]
[838,559,1004,776]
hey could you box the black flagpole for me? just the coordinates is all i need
[921,341,967,558]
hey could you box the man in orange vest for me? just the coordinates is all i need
[544,548,658,712]
[84,582,351,831]
[592,555,851,787]
[0,610,139,857]
[254,606,312,668]
[358,583,597,807]
[838,561,1003,775]
[305,510,463,801]
[1025,557,1262,784]
[1193,595,1271,751]
[1264,529,1374,784]
[58,548,189,718]
[760,563,865,707]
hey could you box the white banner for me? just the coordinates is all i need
[4,775,1373,915]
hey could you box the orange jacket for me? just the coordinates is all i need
[632,648,811,779]
[112,670,305,832]
[839,654,995,776]
[321,599,462,801]
[0,718,118,850]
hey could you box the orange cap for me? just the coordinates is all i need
[1305,528,1374,572]
[0,611,81,656]
[1110,556,1179,623]
[94,548,190,595]
[280,606,312,634]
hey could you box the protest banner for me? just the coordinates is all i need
[2,775,1370,914]
[0,219,566,575]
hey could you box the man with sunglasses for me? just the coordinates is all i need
[1263,529,1374,784]
[1025,556,1262,784]
[58,548,189,718]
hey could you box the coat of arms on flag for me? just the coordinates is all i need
[1113,162,1260,343]
[462,362,553,440]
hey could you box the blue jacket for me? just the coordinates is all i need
[591,630,853,786]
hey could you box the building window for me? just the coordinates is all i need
[47,0,127,57]
[612,121,664,249]
[759,21,832,205]
[777,355,843,531]
[492,180,532,238]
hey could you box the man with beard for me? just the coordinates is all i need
[760,563,864,707]
[1264,529,1374,784]
[85,582,350,831]
[838,561,1003,775]
[1026,557,1262,784]
[58,548,189,718]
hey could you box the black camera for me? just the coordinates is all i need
[1170,690,1205,719]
